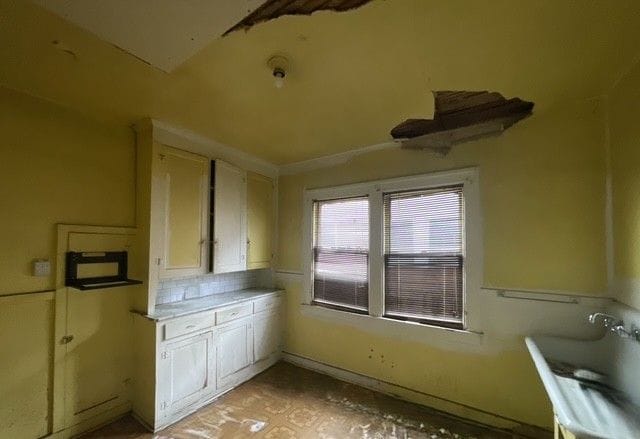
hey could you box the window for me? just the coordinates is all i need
[312,197,369,312]
[304,168,480,332]
[384,186,464,328]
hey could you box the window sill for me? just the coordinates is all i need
[300,303,484,349]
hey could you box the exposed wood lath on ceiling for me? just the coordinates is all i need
[391,91,534,154]
[224,0,374,35]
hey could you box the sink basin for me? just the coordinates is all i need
[526,334,640,439]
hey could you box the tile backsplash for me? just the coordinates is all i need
[156,269,274,305]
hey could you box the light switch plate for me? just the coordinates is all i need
[33,259,51,277]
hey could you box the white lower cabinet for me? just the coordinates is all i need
[254,309,282,362]
[216,316,254,390]
[133,291,284,431]
[157,331,216,420]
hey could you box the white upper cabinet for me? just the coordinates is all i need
[157,145,209,279]
[213,160,247,273]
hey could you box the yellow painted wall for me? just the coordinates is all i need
[0,296,53,438]
[0,86,136,294]
[277,98,608,428]
[610,60,640,310]
[0,86,136,437]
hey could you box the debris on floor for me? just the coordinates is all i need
[83,362,546,438]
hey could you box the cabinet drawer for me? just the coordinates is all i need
[254,295,282,314]
[216,303,253,325]
[163,311,215,340]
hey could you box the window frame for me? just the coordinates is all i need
[302,167,482,333]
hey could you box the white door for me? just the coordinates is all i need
[216,316,253,390]
[157,331,216,419]
[253,310,282,362]
[213,160,247,273]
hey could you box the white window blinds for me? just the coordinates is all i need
[383,186,464,328]
[313,197,369,312]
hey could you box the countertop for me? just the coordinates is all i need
[145,288,283,321]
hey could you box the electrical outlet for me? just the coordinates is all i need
[33,259,51,277]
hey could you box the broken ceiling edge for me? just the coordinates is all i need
[224,0,375,35]
[391,90,534,155]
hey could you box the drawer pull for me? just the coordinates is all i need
[231,312,238,316]
[185,324,196,329]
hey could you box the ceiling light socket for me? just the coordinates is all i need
[267,55,289,88]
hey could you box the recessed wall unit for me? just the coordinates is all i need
[65,251,142,290]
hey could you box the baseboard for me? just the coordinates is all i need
[44,402,132,439]
[130,411,154,433]
[282,352,550,438]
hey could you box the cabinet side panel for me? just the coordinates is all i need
[132,315,158,428]
[247,172,274,269]
[133,124,154,313]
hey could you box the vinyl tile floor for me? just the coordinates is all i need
[82,362,548,439]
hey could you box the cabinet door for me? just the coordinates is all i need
[157,332,216,419]
[216,317,253,390]
[247,172,274,269]
[158,145,208,278]
[253,309,283,363]
[213,160,247,273]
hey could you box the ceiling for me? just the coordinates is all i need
[2,0,640,164]
[31,0,268,72]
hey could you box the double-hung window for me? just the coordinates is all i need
[312,197,369,313]
[305,168,479,331]
[383,186,464,328]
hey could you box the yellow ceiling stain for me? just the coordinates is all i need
[1,0,640,164]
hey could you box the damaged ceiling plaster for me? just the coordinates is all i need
[392,91,534,155]
[225,0,375,35]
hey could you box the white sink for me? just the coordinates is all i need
[526,334,640,438]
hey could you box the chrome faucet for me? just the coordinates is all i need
[588,312,617,327]
[588,313,640,341]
